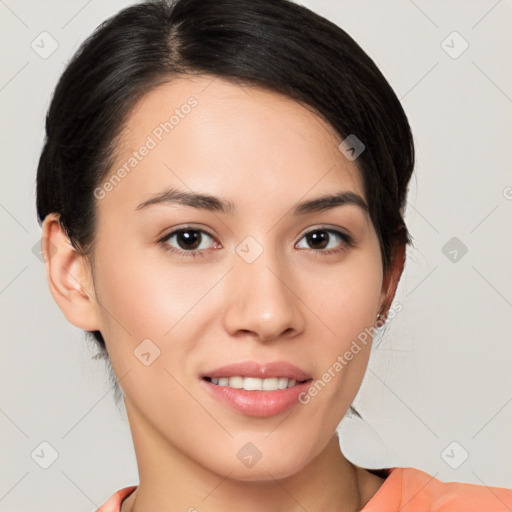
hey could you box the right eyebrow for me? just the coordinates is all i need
[136,187,235,213]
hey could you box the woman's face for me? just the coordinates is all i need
[73,76,389,479]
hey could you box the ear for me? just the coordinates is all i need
[40,213,101,331]
[378,238,406,320]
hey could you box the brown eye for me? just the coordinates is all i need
[173,229,202,250]
[305,230,329,249]
[296,228,353,254]
[158,227,217,257]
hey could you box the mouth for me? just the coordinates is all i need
[199,360,314,417]
[200,375,313,417]
[199,360,313,417]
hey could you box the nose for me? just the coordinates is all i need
[222,243,306,343]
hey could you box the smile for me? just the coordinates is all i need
[204,376,307,391]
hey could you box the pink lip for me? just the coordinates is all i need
[200,378,312,417]
[200,360,312,381]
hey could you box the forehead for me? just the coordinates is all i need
[101,75,365,215]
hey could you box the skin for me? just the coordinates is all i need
[41,75,405,512]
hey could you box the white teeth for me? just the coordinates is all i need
[262,377,278,390]
[228,376,244,388]
[208,376,300,391]
[278,377,288,389]
[243,377,262,390]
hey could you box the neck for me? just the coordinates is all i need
[121,402,377,512]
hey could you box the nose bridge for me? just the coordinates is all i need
[222,235,303,341]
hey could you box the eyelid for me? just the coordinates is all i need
[296,223,352,239]
[158,224,217,241]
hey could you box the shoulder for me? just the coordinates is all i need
[362,466,512,512]
[95,485,137,512]
[399,467,512,511]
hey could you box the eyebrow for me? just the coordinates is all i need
[135,187,368,215]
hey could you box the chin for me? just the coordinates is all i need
[224,462,306,483]
[204,443,313,483]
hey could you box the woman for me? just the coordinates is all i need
[36,0,511,510]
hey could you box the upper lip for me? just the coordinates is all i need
[200,361,312,381]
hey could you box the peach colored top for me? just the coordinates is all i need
[96,467,512,512]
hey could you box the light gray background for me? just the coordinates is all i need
[1,0,511,510]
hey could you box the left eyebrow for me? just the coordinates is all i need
[135,187,368,215]
[293,191,368,215]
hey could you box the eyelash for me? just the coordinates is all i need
[157,225,354,259]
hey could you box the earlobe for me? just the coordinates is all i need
[41,213,100,331]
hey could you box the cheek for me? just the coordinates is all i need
[313,253,383,344]
[296,265,380,433]
[91,237,227,380]
[93,238,207,331]
[302,250,382,401]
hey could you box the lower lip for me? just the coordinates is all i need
[200,378,312,418]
